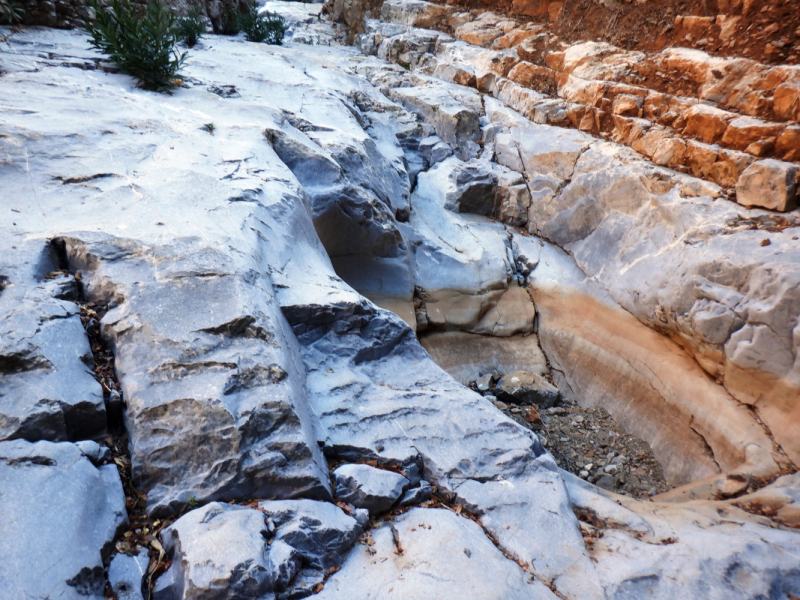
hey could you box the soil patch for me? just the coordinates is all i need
[439,0,800,65]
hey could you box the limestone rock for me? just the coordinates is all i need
[562,471,800,599]
[0,440,128,600]
[259,499,365,595]
[495,370,561,407]
[157,503,273,600]
[0,243,105,444]
[109,550,149,600]
[334,463,410,514]
[736,158,799,212]
[316,508,559,600]
[420,331,549,384]
[398,481,435,507]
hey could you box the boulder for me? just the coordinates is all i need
[156,503,273,600]
[495,370,561,407]
[334,463,410,514]
[61,234,332,516]
[0,440,127,600]
[259,499,365,595]
[735,159,799,212]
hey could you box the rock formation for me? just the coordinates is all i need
[1,1,799,598]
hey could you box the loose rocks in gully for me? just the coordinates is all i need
[3,0,800,598]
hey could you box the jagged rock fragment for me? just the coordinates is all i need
[334,463,410,514]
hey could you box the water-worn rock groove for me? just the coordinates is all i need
[1,1,799,599]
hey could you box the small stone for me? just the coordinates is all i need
[524,406,541,424]
[334,464,409,515]
[476,374,494,392]
[492,400,509,410]
[595,474,618,490]
[605,464,619,475]
[510,407,522,414]
[760,238,771,247]
[579,470,589,479]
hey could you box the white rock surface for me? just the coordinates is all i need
[316,507,559,600]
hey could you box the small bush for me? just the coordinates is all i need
[0,0,25,28]
[175,6,205,48]
[239,1,285,45]
[219,5,241,35]
[85,0,187,93]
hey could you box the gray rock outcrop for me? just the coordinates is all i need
[0,440,127,600]
[0,243,106,443]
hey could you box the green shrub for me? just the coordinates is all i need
[85,0,187,93]
[239,1,285,45]
[0,0,25,28]
[175,6,205,48]
[219,5,241,35]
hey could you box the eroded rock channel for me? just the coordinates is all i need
[1,1,800,599]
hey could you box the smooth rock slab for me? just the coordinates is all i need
[316,507,559,600]
[0,440,128,600]
[334,463,409,514]
[562,471,800,600]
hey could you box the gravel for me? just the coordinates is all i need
[471,380,671,497]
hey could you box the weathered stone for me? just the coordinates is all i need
[316,508,559,600]
[259,499,365,595]
[735,159,799,212]
[0,440,127,600]
[334,463,409,514]
[562,470,800,598]
[109,550,149,600]
[157,503,273,600]
[0,243,105,444]
[495,370,561,407]
[398,481,435,507]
